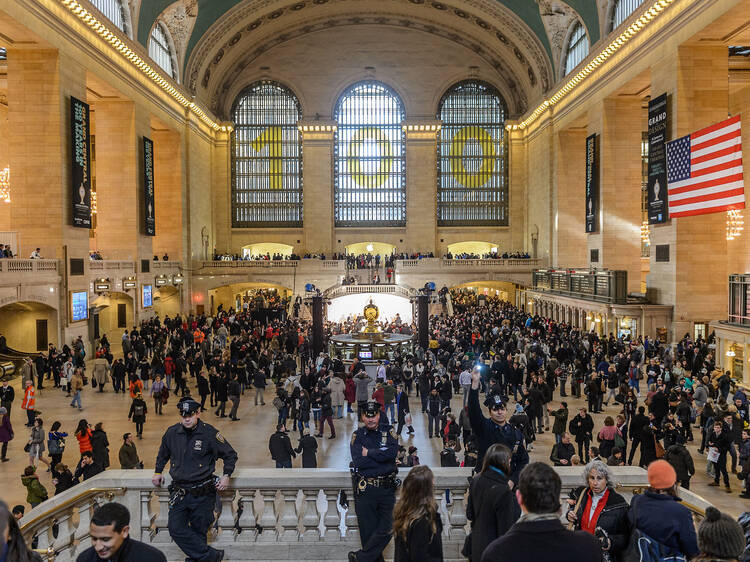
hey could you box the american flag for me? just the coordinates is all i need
[666,115,745,218]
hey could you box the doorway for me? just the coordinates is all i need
[117,303,127,328]
[35,319,48,351]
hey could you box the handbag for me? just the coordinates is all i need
[615,432,626,449]
[404,412,412,425]
[92,378,97,388]
[654,436,665,459]
[24,442,31,453]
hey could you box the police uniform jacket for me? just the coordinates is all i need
[155,419,237,484]
[350,422,399,477]
[467,388,528,482]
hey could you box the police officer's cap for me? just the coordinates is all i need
[362,401,380,418]
[485,394,506,410]
[177,396,201,416]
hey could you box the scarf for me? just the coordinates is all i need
[581,488,609,534]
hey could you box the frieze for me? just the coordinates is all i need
[536,0,579,77]
[161,0,198,72]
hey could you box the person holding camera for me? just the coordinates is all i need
[566,460,629,562]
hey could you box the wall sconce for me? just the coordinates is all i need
[0,167,10,203]
[123,277,137,290]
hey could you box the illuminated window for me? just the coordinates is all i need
[231,81,302,227]
[334,82,406,226]
[564,22,588,76]
[89,0,128,35]
[611,0,644,30]
[437,81,508,226]
[148,23,176,80]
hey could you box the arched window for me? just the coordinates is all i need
[149,23,176,81]
[611,0,644,31]
[90,0,128,35]
[334,82,406,226]
[564,22,588,76]
[437,81,508,226]
[231,81,303,227]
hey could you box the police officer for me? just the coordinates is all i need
[348,401,399,562]
[467,366,529,484]
[152,396,237,562]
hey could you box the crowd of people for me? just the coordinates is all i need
[443,250,532,259]
[2,291,750,561]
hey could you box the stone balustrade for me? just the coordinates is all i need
[395,258,544,270]
[151,261,182,271]
[0,258,59,273]
[19,467,713,562]
[324,284,416,299]
[88,260,136,273]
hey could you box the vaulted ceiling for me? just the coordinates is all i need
[134,0,604,117]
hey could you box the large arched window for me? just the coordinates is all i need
[611,0,644,31]
[334,82,406,226]
[149,23,177,81]
[231,81,303,227]
[563,22,588,76]
[90,0,129,35]
[437,81,508,226]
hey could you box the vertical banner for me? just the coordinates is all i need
[585,133,599,233]
[143,137,156,236]
[647,93,669,223]
[71,96,92,228]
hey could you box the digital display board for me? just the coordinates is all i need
[142,284,153,308]
[71,291,88,322]
[359,350,372,359]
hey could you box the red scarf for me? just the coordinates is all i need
[580,489,609,534]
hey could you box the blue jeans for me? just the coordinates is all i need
[386,403,396,424]
[335,405,343,418]
[629,379,640,393]
[276,459,292,468]
[70,391,82,409]
[277,406,288,427]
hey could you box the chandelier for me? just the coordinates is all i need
[640,221,650,244]
[91,189,97,215]
[0,167,9,203]
[726,209,744,240]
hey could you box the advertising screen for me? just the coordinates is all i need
[71,291,88,322]
[142,284,153,308]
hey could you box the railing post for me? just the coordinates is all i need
[151,489,172,544]
[300,488,321,541]
[140,490,154,542]
[322,489,341,541]
[278,489,299,542]
[448,488,468,541]
[51,508,74,553]
[237,489,258,541]
[344,499,359,542]
[257,489,278,542]
[216,489,238,543]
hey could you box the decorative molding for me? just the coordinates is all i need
[536,0,579,78]
[160,0,198,73]
[183,0,553,98]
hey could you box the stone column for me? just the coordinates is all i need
[151,128,184,260]
[587,97,643,292]
[554,129,588,268]
[404,122,440,255]
[94,101,153,262]
[300,123,335,254]
[647,45,729,338]
[7,49,89,260]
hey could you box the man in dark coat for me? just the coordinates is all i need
[664,437,695,489]
[268,424,296,468]
[395,384,413,436]
[628,406,649,465]
[568,407,594,463]
[648,385,669,425]
[294,428,318,468]
[481,463,603,562]
[550,432,575,466]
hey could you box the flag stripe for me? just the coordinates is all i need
[691,142,742,166]
[668,174,744,196]
[669,165,744,190]
[669,197,746,217]
[691,128,741,154]
[690,115,741,141]
[668,180,745,201]
[691,158,743,178]
[668,187,745,207]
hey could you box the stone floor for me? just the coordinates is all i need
[1,372,747,517]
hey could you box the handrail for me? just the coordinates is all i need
[20,487,126,532]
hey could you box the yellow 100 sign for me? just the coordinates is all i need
[449,126,497,188]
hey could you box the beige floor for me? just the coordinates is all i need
[1,372,747,518]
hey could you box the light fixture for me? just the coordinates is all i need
[640,221,650,244]
[594,317,601,323]
[527,301,533,305]
[726,349,736,357]
[123,276,137,290]
[91,189,97,215]
[586,314,592,321]
[0,167,10,203]
[366,244,374,252]
[155,274,168,286]
[726,209,744,240]
[172,274,184,285]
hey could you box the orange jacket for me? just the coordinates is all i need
[21,386,35,410]
[129,379,143,399]
[193,330,204,344]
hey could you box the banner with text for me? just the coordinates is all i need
[143,137,155,236]
[647,93,669,223]
[71,96,92,228]
[585,133,599,233]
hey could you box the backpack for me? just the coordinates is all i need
[623,498,688,562]
[134,404,145,416]
[273,396,284,411]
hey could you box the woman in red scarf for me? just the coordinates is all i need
[566,460,629,562]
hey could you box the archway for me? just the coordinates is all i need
[345,242,395,256]
[208,282,293,316]
[446,241,498,257]
[450,280,518,305]
[242,242,294,258]
[153,286,181,319]
[0,301,58,353]
[92,292,134,350]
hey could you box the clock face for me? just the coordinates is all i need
[364,303,378,322]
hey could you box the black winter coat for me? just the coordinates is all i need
[216,378,229,402]
[295,435,318,468]
[569,486,629,555]
[90,429,110,469]
[466,468,520,562]
[664,444,695,481]
[268,431,295,462]
[569,414,594,443]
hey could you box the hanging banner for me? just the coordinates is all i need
[71,96,92,228]
[585,133,599,233]
[647,93,669,223]
[143,137,155,236]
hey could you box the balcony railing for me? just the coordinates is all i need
[325,284,416,299]
[151,261,182,271]
[88,260,136,273]
[395,258,543,270]
[0,259,59,273]
[20,467,713,562]
[200,260,345,271]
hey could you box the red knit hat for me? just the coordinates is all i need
[647,460,677,489]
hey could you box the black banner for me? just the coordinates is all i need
[71,97,92,228]
[143,137,155,236]
[647,93,669,223]
[585,133,598,233]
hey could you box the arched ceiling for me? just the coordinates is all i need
[135,0,602,115]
